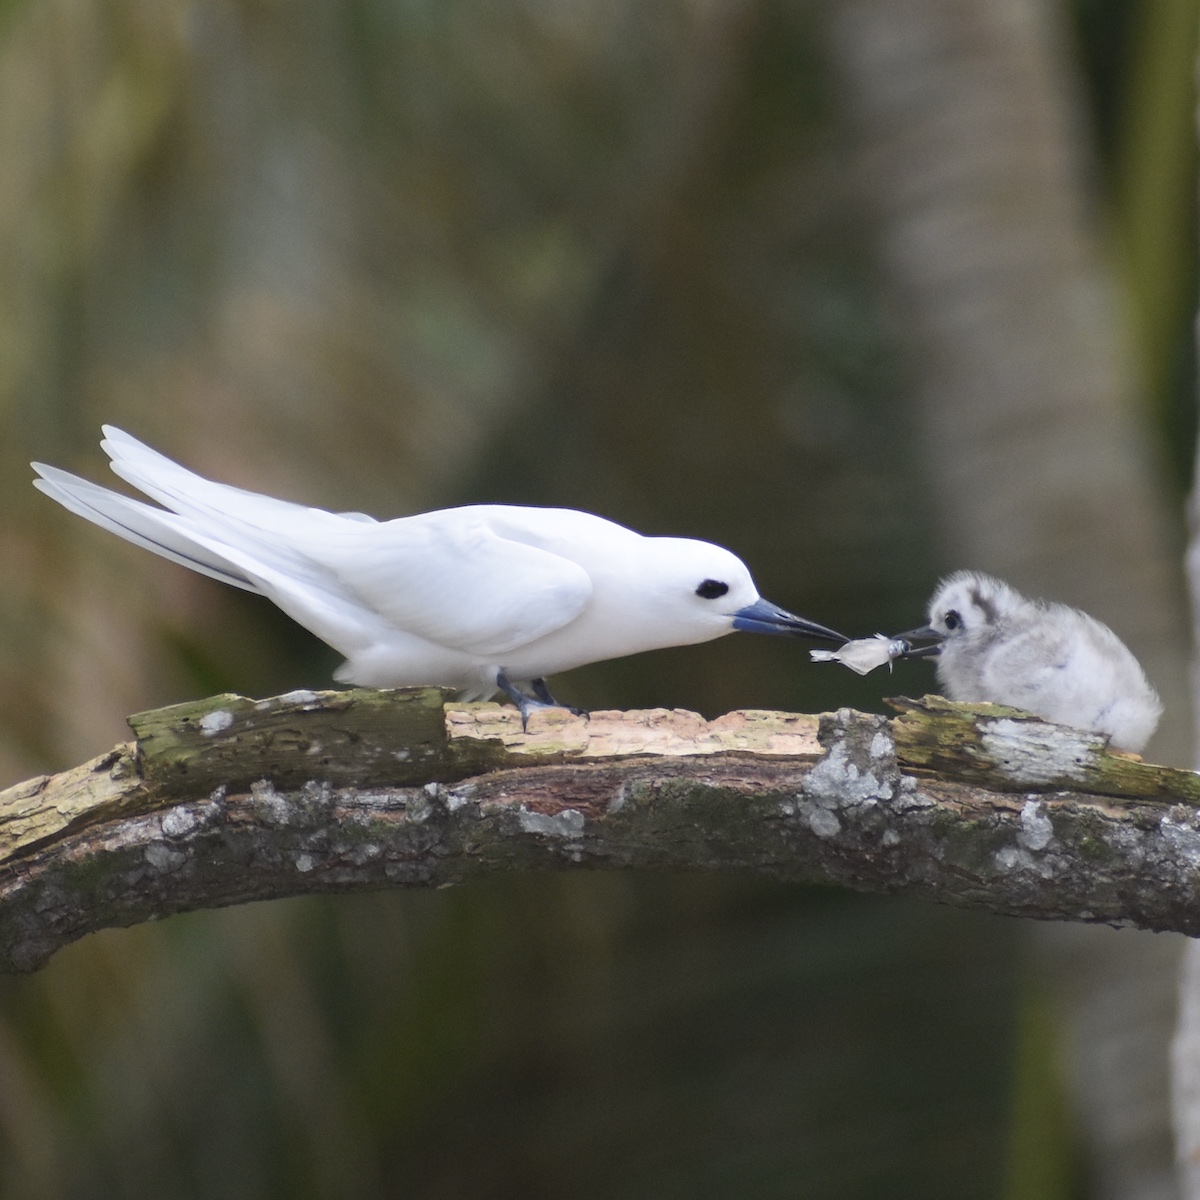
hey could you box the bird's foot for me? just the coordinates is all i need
[530,678,589,719]
[496,671,588,731]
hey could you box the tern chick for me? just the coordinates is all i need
[33,427,845,726]
[899,571,1162,753]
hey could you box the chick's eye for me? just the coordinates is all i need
[695,579,729,600]
[943,610,962,631]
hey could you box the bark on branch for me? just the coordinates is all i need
[2,687,1200,972]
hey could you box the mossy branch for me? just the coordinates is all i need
[1,688,1199,972]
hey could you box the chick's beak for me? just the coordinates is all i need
[891,623,944,659]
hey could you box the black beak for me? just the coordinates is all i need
[732,598,846,643]
[890,624,943,659]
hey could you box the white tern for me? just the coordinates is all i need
[893,571,1162,753]
[33,427,845,725]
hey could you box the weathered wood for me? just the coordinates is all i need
[0,745,141,862]
[0,692,825,871]
[128,687,453,797]
[1,688,1199,973]
[889,695,1200,802]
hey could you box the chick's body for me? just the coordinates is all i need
[927,572,1162,754]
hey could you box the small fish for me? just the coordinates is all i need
[810,634,911,676]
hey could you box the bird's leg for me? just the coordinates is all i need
[495,670,555,732]
[495,671,588,730]
[530,678,588,719]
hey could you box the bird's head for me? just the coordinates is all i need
[895,570,1023,654]
[643,538,844,643]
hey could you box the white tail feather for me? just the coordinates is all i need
[99,425,354,545]
[32,466,260,593]
[34,439,389,657]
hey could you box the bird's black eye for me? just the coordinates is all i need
[695,579,729,600]
[943,610,962,631]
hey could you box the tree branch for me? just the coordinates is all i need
[2,687,1199,972]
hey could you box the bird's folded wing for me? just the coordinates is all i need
[314,518,594,658]
[79,428,594,659]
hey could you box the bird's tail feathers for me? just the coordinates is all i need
[32,465,261,594]
[36,461,384,656]
[99,425,349,546]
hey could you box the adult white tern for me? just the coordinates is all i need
[33,427,845,724]
[894,571,1162,753]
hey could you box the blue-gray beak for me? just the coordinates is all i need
[732,598,845,643]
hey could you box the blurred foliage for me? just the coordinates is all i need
[2,884,1022,1199]
[0,0,1190,1195]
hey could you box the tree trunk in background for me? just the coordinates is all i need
[1169,35,1200,1179]
[830,1,1191,1196]
[1173,939,1200,1197]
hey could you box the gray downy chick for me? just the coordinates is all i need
[899,571,1162,754]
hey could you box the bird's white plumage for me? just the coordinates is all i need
[923,571,1162,753]
[33,427,825,704]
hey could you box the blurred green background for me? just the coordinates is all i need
[0,0,1195,1195]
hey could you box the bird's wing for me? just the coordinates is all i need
[102,429,596,655]
[982,611,1096,715]
[314,515,594,658]
[50,429,594,660]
